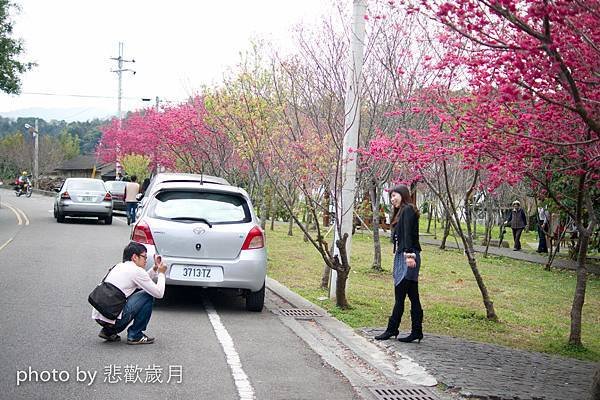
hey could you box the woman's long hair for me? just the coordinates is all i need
[390,184,419,227]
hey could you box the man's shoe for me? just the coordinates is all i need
[98,330,121,342]
[127,334,155,345]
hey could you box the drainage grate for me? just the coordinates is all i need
[368,386,439,400]
[278,308,321,318]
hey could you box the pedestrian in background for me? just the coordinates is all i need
[537,205,549,253]
[124,175,140,225]
[505,200,527,251]
[375,184,424,343]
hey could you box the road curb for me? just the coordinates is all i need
[266,277,438,389]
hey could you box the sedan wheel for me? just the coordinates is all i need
[245,282,265,312]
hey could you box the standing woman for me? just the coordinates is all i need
[375,184,423,343]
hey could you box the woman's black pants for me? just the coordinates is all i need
[389,279,423,334]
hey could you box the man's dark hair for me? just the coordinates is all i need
[131,175,137,182]
[123,241,147,262]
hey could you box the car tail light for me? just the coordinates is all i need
[132,221,155,245]
[103,192,112,201]
[241,226,264,250]
[61,191,70,200]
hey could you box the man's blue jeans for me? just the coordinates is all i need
[103,291,154,341]
[126,202,138,223]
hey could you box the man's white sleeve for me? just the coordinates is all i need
[135,269,165,299]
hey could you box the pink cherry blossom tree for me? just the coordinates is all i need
[369,0,599,345]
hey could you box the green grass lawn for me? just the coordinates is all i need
[265,223,600,361]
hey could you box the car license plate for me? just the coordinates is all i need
[80,196,94,202]
[170,265,223,282]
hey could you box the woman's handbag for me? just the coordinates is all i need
[88,265,127,320]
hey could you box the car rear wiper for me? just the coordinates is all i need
[169,217,212,227]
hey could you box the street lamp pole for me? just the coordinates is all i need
[34,119,38,189]
[24,120,39,189]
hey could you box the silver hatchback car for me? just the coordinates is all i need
[54,178,113,224]
[131,180,267,311]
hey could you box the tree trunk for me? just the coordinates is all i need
[335,270,349,309]
[323,191,331,227]
[270,211,276,231]
[268,190,275,231]
[321,263,330,289]
[433,205,437,239]
[426,202,433,233]
[465,242,498,321]
[287,198,295,236]
[440,213,451,249]
[483,205,493,257]
[304,209,311,242]
[369,182,382,271]
[568,229,591,346]
[472,204,477,239]
[259,185,268,230]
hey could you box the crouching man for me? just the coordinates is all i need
[92,241,167,345]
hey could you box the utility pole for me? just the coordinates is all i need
[110,42,135,177]
[110,42,136,120]
[24,120,39,189]
[330,0,367,299]
[34,119,38,189]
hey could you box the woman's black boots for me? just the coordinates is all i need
[398,317,423,343]
[375,318,399,340]
[398,331,423,343]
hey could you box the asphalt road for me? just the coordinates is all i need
[0,189,359,400]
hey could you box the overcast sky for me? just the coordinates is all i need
[0,0,336,121]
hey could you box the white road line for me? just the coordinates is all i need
[1,202,22,225]
[0,237,13,252]
[203,299,255,400]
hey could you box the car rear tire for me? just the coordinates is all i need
[245,282,265,312]
[56,210,65,223]
[104,215,113,225]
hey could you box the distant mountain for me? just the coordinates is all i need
[0,107,115,122]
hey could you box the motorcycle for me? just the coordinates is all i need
[14,181,33,198]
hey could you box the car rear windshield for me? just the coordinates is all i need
[150,190,250,224]
[105,181,126,191]
[67,180,106,191]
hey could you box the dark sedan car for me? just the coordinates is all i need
[104,180,127,211]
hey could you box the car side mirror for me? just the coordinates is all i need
[53,187,60,193]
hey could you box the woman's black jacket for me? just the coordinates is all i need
[392,205,422,253]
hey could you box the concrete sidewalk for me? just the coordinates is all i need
[267,277,598,400]
[362,327,598,400]
[418,236,600,274]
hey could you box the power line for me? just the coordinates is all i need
[20,91,140,100]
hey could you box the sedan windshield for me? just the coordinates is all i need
[150,191,250,224]
[67,180,106,191]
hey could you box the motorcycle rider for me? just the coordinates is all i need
[16,171,31,192]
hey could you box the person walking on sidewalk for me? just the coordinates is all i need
[375,184,423,343]
[537,205,549,254]
[92,241,167,344]
[505,200,527,251]
[124,175,140,225]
